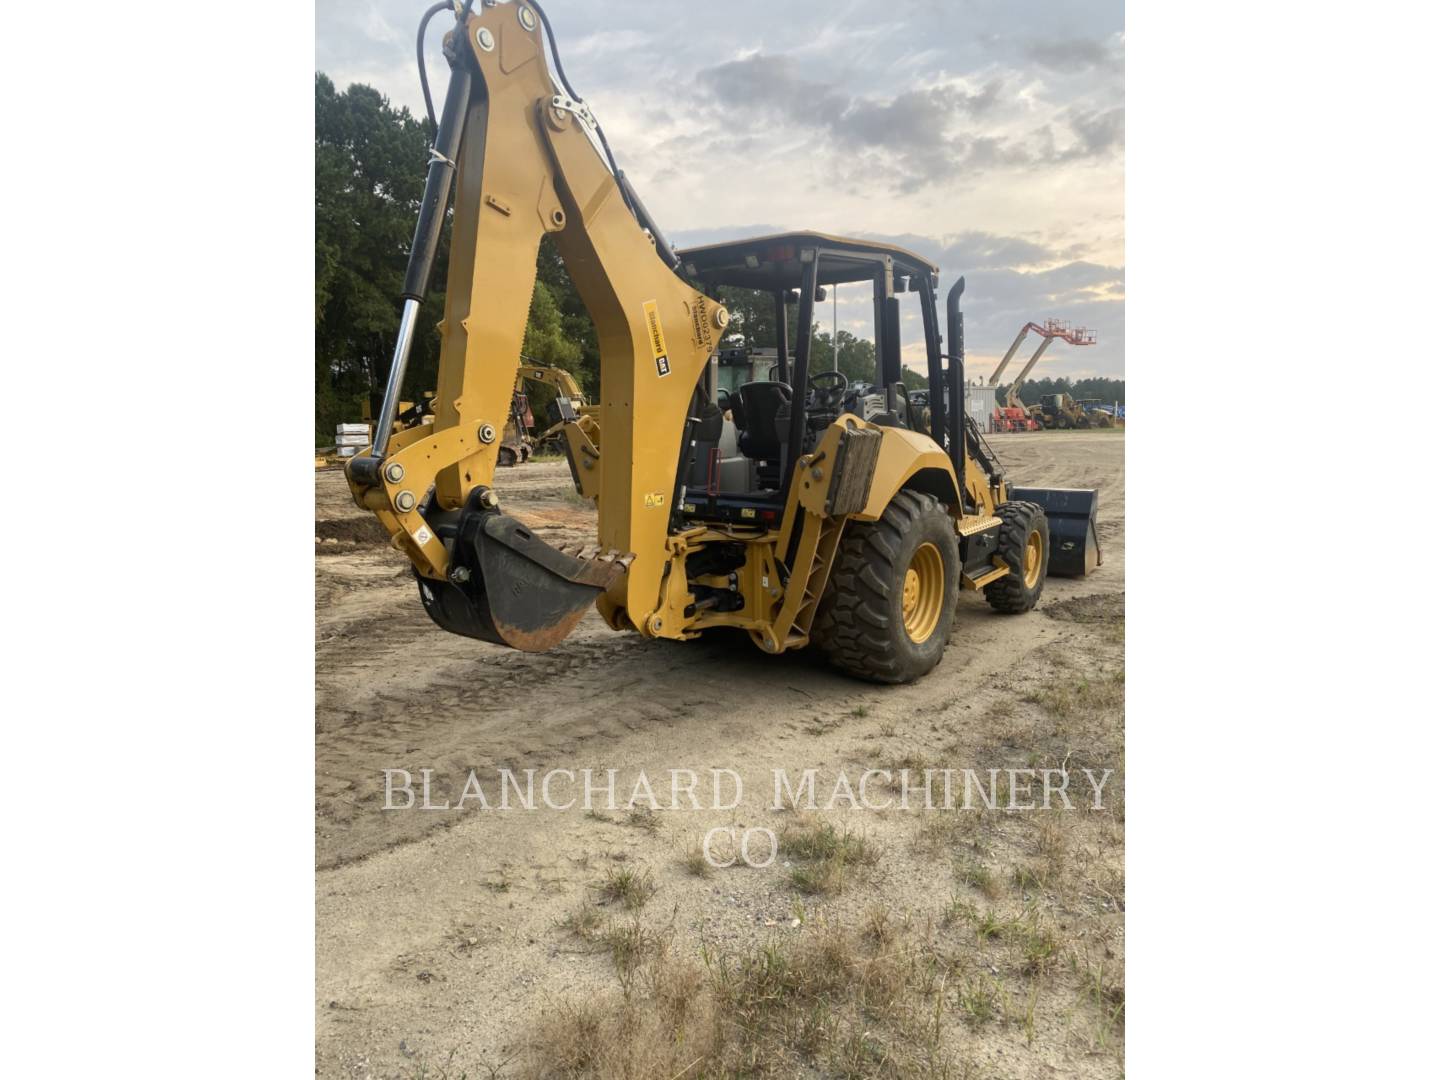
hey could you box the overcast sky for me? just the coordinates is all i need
[317,0,1124,382]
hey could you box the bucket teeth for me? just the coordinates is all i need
[553,541,634,570]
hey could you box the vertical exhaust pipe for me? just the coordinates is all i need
[945,276,966,481]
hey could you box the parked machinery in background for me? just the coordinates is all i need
[496,387,534,467]
[1076,398,1120,428]
[986,319,1095,431]
[1034,392,1092,430]
[515,360,596,453]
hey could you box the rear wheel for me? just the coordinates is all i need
[811,490,959,684]
[984,501,1048,613]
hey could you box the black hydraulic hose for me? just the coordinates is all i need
[415,1,451,131]
[416,1,639,228]
[526,0,631,210]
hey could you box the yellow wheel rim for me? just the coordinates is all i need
[1023,528,1043,588]
[902,542,945,643]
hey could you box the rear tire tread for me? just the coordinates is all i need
[812,490,958,684]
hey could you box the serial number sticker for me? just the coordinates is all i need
[414,526,432,546]
[642,299,670,377]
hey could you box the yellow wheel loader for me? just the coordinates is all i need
[345,1,1100,683]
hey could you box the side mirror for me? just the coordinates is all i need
[814,286,828,302]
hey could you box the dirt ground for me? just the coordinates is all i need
[316,431,1125,1078]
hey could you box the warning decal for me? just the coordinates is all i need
[642,299,670,377]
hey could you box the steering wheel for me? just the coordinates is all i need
[808,370,849,411]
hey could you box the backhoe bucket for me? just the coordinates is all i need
[1009,487,1102,577]
[418,506,629,651]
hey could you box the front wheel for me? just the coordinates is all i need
[984,501,1048,613]
[811,490,960,684]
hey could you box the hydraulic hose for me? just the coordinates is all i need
[525,0,625,185]
[415,1,452,131]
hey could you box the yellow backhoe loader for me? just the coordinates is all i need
[344,1,1101,682]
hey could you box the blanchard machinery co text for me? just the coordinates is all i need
[382,766,1115,813]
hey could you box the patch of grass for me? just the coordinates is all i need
[955,858,1002,900]
[862,904,895,948]
[1012,920,1061,977]
[600,918,661,981]
[558,902,604,942]
[681,839,714,877]
[625,807,660,833]
[597,865,656,910]
[912,815,957,858]
[1079,955,1126,1014]
[1075,954,1126,1054]
[974,908,1011,941]
[780,820,880,896]
[779,820,876,863]
[523,917,981,1079]
[1013,862,1052,892]
[955,976,999,1027]
[942,894,978,929]
[1025,669,1125,721]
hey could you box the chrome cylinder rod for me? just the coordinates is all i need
[370,297,421,460]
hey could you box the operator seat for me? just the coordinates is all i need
[734,381,791,461]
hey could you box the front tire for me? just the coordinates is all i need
[811,490,960,684]
[984,501,1048,613]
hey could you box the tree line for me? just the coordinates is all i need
[316,75,592,442]
[315,76,1121,441]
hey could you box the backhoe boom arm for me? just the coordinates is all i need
[346,2,728,647]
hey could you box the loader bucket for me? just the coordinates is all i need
[417,503,629,651]
[1009,486,1102,578]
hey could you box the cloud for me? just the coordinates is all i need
[316,0,1126,379]
[692,50,1120,192]
[1025,36,1122,74]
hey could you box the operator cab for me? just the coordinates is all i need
[673,231,943,527]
